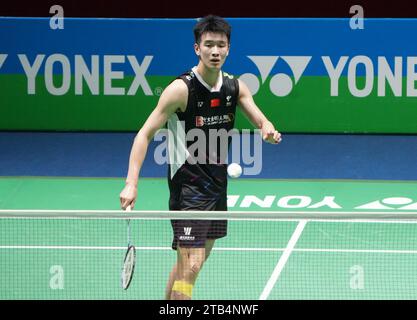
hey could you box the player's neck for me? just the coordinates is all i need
[196,63,221,88]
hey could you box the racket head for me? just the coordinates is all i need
[121,244,136,290]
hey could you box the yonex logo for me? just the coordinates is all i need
[184,227,192,236]
[239,56,311,97]
[356,197,417,210]
[227,194,417,211]
[12,54,154,96]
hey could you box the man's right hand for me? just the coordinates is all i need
[119,182,138,210]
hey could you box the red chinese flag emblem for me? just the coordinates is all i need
[210,99,220,108]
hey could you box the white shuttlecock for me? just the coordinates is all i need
[227,163,242,178]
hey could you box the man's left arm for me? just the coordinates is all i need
[237,79,282,144]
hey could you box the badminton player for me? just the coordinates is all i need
[120,15,282,300]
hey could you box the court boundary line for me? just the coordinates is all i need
[259,219,308,300]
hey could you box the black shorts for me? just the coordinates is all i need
[170,197,228,250]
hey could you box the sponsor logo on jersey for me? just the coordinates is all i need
[226,95,232,107]
[195,116,204,127]
[195,114,234,127]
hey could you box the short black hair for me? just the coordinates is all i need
[193,15,231,45]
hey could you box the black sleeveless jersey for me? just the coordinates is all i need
[167,69,239,207]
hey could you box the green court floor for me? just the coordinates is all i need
[1,177,417,299]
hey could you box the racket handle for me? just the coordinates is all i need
[125,205,132,246]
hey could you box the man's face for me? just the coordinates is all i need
[195,32,230,70]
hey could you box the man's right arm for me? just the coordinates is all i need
[120,79,188,209]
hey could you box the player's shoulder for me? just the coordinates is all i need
[222,70,240,96]
[177,69,196,84]
[222,70,239,88]
[160,79,188,112]
[163,78,188,97]
[236,77,251,97]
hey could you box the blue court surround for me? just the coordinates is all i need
[1,132,417,180]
